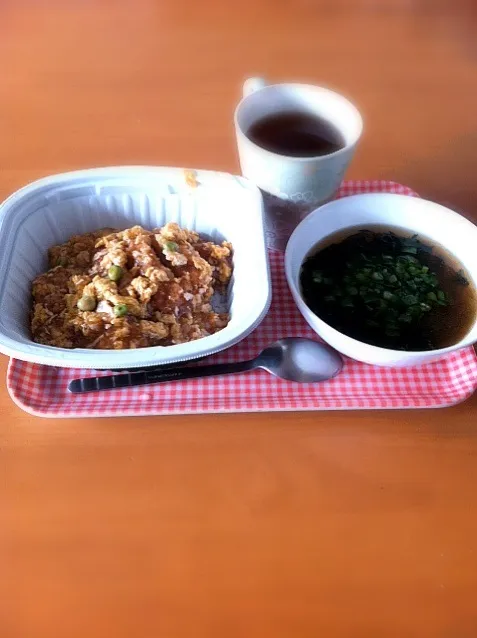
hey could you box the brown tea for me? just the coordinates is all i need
[246,110,345,158]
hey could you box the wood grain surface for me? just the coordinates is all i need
[1,1,477,637]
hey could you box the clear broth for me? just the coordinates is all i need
[300,226,477,351]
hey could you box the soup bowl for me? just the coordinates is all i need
[285,193,477,367]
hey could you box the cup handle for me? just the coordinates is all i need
[243,77,266,98]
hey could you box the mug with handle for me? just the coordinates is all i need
[234,77,363,249]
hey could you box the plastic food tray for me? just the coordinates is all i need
[7,181,477,417]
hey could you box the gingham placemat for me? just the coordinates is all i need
[7,181,477,417]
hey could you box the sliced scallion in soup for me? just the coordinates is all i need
[300,227,477,351]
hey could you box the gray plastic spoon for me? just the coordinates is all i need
[68,337,343,394]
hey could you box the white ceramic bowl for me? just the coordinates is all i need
[285,193,477,367]
[0,166,271,369]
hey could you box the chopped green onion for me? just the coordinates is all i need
[403,294,418,306]
[300,229,451,348]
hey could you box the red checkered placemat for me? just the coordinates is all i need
[7,181,477,417]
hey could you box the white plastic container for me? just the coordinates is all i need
[0,166,271,369]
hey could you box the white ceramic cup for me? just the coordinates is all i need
[234,77,363,205]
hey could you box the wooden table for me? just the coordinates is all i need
[1,1,477,636]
